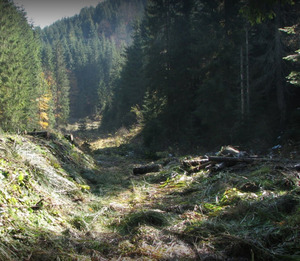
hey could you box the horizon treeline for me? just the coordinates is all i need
[0,0,299,152]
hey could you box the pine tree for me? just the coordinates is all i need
[53,42,70,125]
[113,21,146,126]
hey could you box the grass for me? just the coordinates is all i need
[117,209,170,234]
[0,128,299,260]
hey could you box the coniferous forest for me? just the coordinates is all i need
[0,0,299,150]
[1,0,299,152]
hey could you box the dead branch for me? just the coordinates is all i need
[207,156,280,163]
[187,161,213,173]
[64,134,74,143]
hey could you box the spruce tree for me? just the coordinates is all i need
[0,0,47,131]
[53,42,70,125]
[113,21,146,126]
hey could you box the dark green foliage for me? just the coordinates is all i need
[0,0,53,131]
[101,20,149,131]
[53,42,70,124]
[240,0,295,25]
[4,0,296,149]
[108,0,300,151]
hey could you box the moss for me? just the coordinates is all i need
[145,170,174,183]
[90,241,114,255]
[49,158,61,169]
[184,220,226,238]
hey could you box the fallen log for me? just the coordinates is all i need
[207,156,280,163]
[133,163,162,175]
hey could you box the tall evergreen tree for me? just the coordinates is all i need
[111,21,146,127]
[0,0,49,131]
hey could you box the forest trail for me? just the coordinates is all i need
[1,0,299,259]
[0,130,299,260]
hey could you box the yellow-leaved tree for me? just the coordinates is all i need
[37,72,55,129]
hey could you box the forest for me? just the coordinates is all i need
[0,0,300,260]
[0,0,299,152]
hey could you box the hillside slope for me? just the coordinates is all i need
[0,131,299,260]
[0,132,98,260]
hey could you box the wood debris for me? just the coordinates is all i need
[182,146,294,173]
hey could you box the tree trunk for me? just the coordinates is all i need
[240,46,245,119]
[274,4,286,125]
[245,26,250,115]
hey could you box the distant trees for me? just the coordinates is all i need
[0,0,147,132]
[102,21,146,129]
[42,0,147,119]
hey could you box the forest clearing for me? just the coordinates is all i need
[0,128,299,260]
[1,0,300,260]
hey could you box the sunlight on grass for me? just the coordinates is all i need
[90,125,143,151]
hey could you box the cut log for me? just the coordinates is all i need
[217,145,249,158]
[133,163,162,175]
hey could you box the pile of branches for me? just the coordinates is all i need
[182,146,298,173]
[132,146,300,176]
